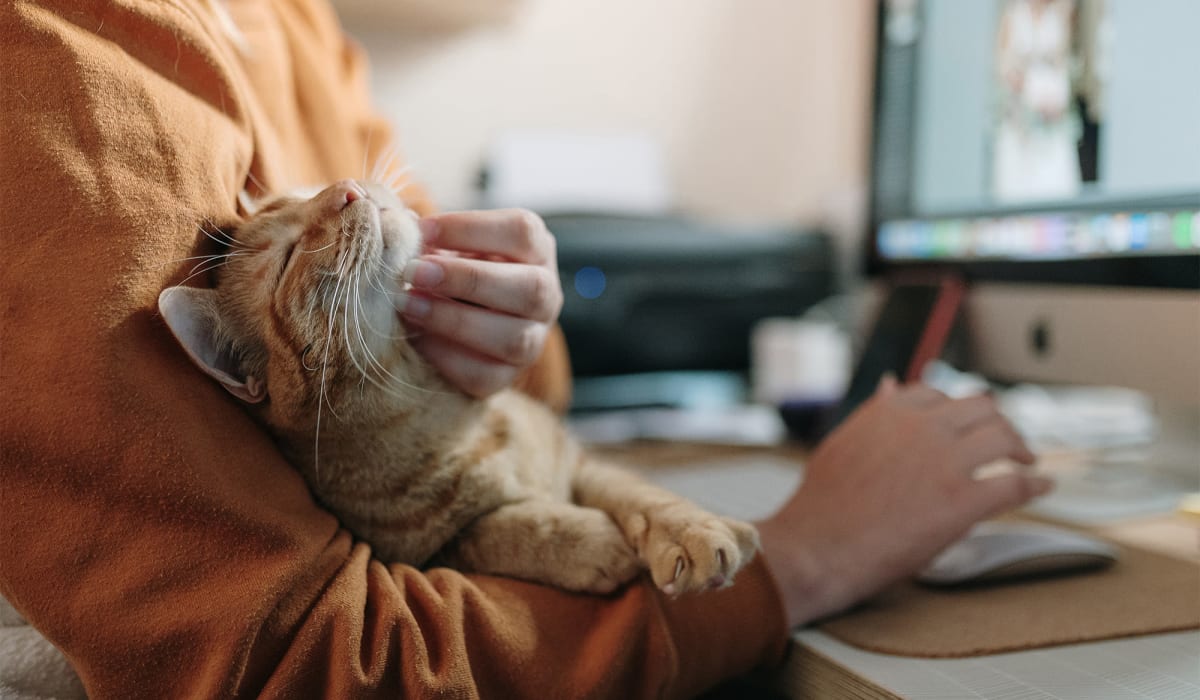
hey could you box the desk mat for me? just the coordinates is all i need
[817,538,1200,658]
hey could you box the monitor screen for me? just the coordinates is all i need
[869,0,1200,279]
[862,0,1200,405]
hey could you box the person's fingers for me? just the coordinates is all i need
[935,393,1002,434]
[421,209,555,264]
[964,472,1055,521]
[954,419,1038,473]
[400,293,549,368]
[404,255,562,322]
[893,382,950,408]
[876,373,899,397]
[408,334,519,399]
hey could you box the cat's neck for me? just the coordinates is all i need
[270,350,485,481]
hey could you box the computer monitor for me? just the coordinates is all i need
[866,0,1199,402]
[863,0,1200,509]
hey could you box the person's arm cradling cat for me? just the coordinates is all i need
[398,209,571,410]
[3,3,777,697]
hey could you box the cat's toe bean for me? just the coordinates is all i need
[640,514,761,595]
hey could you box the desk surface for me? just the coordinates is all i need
[787,628,1200,700]
[603,441,1200,700]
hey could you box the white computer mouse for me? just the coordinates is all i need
[917,521,1119,586]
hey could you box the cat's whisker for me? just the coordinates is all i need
[362,126,375,181]
[365,265,401,298]
[363,274,428,344]
[374,256,404,279]
[302,276,335,349]
[300,343,320,372]
[380,163,409,189]
[245,170,268,198]
[384,175,410,197]
[372,147,404,185]
[170,254,247,289]
[357,287,410,343]
[368,146,390,183]
[187,251,250,273]
[325,252,355,373]
[313,248,357,476]
[156,251,237,270]
[199,228,238,251]
[339,268,412,402]
[381,164,410,184]
[345,265,427,398]
[200,219,248,250]
[358,268,404,333]
[297,238,338,256]
[340,267,375,387]
[343,260,438,399]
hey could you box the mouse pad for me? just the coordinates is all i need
[815,524,1200,658]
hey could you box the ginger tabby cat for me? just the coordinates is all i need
[158,180,758,595]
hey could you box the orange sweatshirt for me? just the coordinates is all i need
[0,1,788,697]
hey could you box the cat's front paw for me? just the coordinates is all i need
[556,525,643,594]
[625,505,759,595]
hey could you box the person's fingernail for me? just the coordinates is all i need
[394,290,431,319]
[418,217,439,243]
[392,290,410,313]
[403,295,431,318]
[403,259,444,288]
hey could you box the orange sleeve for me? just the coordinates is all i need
[0,1,785,698]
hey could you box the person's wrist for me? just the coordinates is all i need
[755,513,840,629]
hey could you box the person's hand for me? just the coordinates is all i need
[399,209,563,399]
[756,377,1052,628]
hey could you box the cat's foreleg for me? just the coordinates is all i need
[572,461,760,595]
[440,499,642,594]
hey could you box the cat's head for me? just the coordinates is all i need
[158,179,427,430]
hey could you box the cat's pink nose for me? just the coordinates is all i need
[323,179,365,210]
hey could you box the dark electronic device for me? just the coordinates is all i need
[812,275,965,439]
[546,214,834,381]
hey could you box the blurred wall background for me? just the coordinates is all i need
[337,0,876,243]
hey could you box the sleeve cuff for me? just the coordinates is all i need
[655,552,790,698]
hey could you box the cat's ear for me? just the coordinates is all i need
[157,287,266,404]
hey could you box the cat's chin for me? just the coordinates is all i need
[379,211,421,269]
